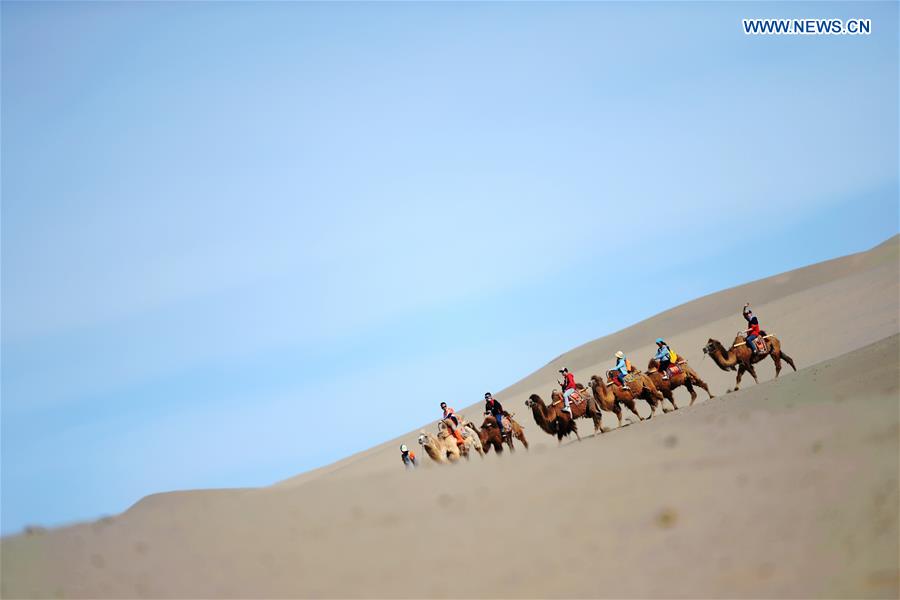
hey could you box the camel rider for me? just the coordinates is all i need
[613,351,630,389]
[439,402,466,446]
[655,338,672,379]
[484,392,507,434]
[558,368,576,413]
[743,303,762,354]
[400,444,417,468]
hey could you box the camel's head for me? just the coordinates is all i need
[702,339,720,355]
[525,394,541,407]
[417,434,428,446]
[589,374,602,387]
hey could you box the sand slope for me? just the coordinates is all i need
[2,237,898,598]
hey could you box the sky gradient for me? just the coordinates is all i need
[2,1,898,534]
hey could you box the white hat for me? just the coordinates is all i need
[400,444,408,452]
[615,351,624,359]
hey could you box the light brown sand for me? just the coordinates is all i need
[2,237,898,599]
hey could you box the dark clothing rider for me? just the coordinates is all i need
[484,392,505,433]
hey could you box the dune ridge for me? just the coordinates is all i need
[2,235,898,598]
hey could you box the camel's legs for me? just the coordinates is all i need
[747,364,760,384]
[621,399,643,422]
[780,351,797,372]
[652,388,667,412]
[645,395,660,418]
[736,363,759,389]
[691,376,715,399]
[771,351,797,377]
[685,379,697,406]
[664,389,678,411]
[771,353,783,377]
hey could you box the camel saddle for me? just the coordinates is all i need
[751,337,767,353]
[568,389,587,406]
[623,372,641,384]
[663,364,683,378]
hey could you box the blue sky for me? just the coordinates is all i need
[2,1,897,534]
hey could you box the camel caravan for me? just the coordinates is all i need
[411,303,795,463]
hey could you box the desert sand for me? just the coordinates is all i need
[2,236,898,598]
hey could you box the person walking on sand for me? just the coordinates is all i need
[400,444,417,469]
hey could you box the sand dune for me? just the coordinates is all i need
[2,236,898,598]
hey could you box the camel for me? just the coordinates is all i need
[646,359,715,408]
[600,369,666,417]
[549,387,605,434]
[525,393,579,444]
[703,333,797,390]
[417,431,461,464]
[587,374,644,427]
[437,419,484,459]
[473,415,529,454]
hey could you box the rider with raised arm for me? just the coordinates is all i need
[743,303,762,354]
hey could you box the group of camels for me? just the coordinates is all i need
[418,331,796,460]
[417,414,529,464]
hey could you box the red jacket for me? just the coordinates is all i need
[746,314,761,336]
[563,372,576,391]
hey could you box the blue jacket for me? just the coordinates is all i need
[655,345,671,362]
[615,357,628,375]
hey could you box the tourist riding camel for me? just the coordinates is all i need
[654,338,678,379]
[588,374,645,426]
[702,305,797,389]
[645,356,714,408]
[471,415,529,454]
[525,393,580,444]
[558,368,576,413]
[612,351,634,389]
[439,402,465,447]
[483,393,509,437]
[743,303,763,354]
